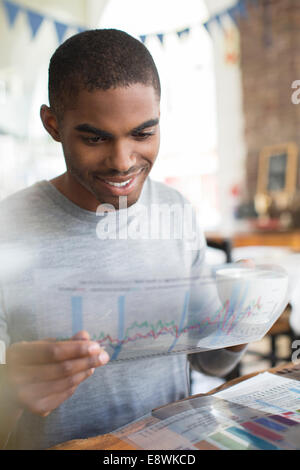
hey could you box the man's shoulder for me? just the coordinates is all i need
[0,182,48,235]
[0,182,45,213]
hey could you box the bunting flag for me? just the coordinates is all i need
[0,0,254,46]
[1,0,86,42]
[176,27,190,39]
[26,9,44,38]
[202,0,249,37]
[3,0,20,26]
[237,0,248,19]
[215,14,225,32]
[156,33,164,45]
[227,6,239,27]
[203,20,213,36]
[54,21,68,44]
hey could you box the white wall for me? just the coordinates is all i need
[204,0,246,234]
[0,0,108,137]
[0,0,246,223]
[0,0,109,198]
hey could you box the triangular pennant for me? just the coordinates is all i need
[176,27,190,39]
[26,9,44,38]
[54,21,68,44]
[215,13,225,31]
[237,0,248,19]
[3,0,21,27]
[139,35,147,44]
[156,33,164,45]
[203,20,212,35]
[227,5,239,25]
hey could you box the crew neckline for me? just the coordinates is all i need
[37,178,150,223]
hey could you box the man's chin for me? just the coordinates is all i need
[91,188,141,211]
[90,176,147,210]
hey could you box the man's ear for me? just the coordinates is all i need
[40,105,61,142]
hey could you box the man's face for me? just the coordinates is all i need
[54,84,160,210]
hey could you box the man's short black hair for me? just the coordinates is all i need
[48,28,161,121]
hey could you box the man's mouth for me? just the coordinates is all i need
[94,168,145,195]
[104,177,134,188]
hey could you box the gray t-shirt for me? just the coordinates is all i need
[0,178,243,449]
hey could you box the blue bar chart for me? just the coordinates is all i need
[71,296,83,336]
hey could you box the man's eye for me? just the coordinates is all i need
[132,132,154,140]
[82,136,106,144]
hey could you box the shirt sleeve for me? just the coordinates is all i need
[188,347,247,378]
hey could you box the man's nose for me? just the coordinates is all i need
[105,140,137,173]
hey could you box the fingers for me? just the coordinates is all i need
[7,339,104,365]
[18,368,95,405]
[71,330,90,341]
[5,335,110,418]
[236,258,256,268]
[17,383,82,417]
[9,357,107,416]
[9,351,109,385]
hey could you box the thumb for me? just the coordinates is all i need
[71,330,91,341]
[236,258,256,268]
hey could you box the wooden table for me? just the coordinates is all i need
[206,229,300,251]
[50,361,298,450]
[232,229,300,250]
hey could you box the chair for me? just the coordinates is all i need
[244,304,298,368]
[206,237,232,264]
[231,245,300,370]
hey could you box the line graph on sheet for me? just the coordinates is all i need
[33,267,288,362]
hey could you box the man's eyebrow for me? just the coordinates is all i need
[74,124,113,138]
[131,118,159,133]
[74,118,159,137]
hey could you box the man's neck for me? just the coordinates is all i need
[50,173,100,212]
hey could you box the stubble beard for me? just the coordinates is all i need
[66,160,149,210]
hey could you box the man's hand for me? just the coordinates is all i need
[4,330,109,418]
[225,344,247,352]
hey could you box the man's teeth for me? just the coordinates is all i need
[105,178,132,187]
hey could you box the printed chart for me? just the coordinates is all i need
[114,373,300,450]
[34,265,288,362]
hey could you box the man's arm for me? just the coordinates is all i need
[226,344,247,352]
[188,345,247,378]
[0,332,109,449]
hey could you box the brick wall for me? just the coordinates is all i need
[239,0,300,197]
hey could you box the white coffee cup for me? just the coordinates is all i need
[215,264,289,324]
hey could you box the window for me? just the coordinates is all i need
[99,0,220,228]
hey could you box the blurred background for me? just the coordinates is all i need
[0,0,246,230]
[2,0,300,386]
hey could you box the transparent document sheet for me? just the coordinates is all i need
[113,391,300,450]
[33,264,289,362]
[216,372,300,414]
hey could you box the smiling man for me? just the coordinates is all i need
[43,85,160,211]
[0,29,246,450]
